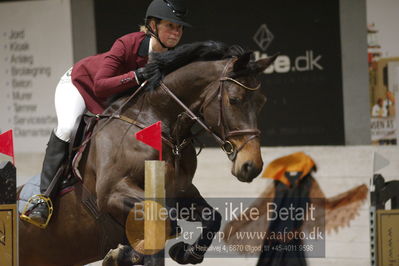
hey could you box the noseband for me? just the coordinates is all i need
[159,58,261,161]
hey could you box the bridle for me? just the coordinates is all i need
[159,57,261,161]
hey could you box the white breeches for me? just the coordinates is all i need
[54,68,86,142]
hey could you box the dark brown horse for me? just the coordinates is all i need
[18,42,276,266]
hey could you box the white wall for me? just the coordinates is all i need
[340,0,371,145]
[367,0,399,57]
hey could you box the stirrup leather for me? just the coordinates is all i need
[20,194,54,229]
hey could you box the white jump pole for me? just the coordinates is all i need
[144,160,166,266]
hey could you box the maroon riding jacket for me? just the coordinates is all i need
[71,31,150,114]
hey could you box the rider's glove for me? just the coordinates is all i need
[134,67,150,85]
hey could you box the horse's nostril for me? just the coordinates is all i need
[243,162,253,173]
[240,161,261,182]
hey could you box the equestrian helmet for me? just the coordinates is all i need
[146,0,191,27]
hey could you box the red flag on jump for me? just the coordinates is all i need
[0,129,15,165]
[135,121,162,160]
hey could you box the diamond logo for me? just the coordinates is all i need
[253,24,274,52]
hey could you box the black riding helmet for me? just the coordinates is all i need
[145,0,191,48]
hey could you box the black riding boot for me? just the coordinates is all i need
[21,131,68,228]
[39,131,69,194]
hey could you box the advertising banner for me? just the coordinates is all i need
[0,205,17,266]
[0,0,74,152]
[377,210,399,266]
[371,117,396,143]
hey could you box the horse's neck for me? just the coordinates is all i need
[161,60,225,108]
[152,62,222,132]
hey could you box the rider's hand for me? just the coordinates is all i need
[134,67,150,85]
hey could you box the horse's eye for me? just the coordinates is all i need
[229,97,241,105]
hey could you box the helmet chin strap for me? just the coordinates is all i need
[146,23,173,50]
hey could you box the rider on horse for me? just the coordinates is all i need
[21,0,190,228]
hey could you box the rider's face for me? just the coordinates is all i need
[154,20,183,48]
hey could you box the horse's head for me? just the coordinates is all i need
[143,42,276,182]
[201,53,277,183]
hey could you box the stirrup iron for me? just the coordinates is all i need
[20,194,53,229]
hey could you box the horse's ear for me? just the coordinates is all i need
[233,52,252,72]
[255,53,279,73]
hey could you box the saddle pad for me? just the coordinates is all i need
[18,174,41,214]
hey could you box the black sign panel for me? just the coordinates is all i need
[95,0,344,145]
[0,161,16,205]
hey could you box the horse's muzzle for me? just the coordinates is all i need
[236,160,262,183]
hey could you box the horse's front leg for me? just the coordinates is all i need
[96,175,147,264]
[169,185,222,264]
